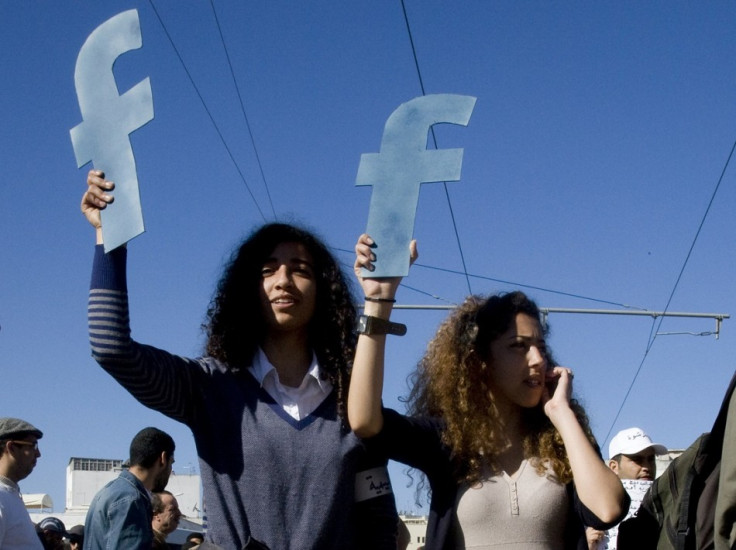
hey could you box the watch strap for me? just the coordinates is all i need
[357,315,407,336]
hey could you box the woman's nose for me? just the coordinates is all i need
[528,346,546,366]
[273,265,292,288]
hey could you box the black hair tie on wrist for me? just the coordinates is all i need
[364,296,396,303]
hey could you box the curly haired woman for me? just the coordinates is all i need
[81,172,397,550]
[349,234,628,549]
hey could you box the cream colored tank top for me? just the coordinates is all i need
[453,459,568,549]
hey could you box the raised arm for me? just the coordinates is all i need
[347,234,416,438]
[81,168,201,426]
[543,367,628,525]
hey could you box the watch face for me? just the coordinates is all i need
[357,315,370,334]
[357,315,405,336]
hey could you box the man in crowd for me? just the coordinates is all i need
[587,427,667,549]
[152,490,182,549]
[0,417,44,549]
[84,427,175,549]
[608,427,667,482]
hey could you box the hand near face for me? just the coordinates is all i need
[542,366,574,420]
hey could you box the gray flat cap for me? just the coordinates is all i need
[0,417,43,439]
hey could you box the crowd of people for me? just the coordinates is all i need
[0,167,729,549]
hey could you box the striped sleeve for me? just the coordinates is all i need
[88,245,200,425]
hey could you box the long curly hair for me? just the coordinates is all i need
[407,291,595,486]
[204,223,357,416]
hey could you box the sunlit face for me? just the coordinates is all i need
[258,242,317,336]
[7,436,40,481]
[154,493,181,535]
[487,313,548,412]
[610,447,657,481]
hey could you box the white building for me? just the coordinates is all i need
[64,456,202,518]
[401,514,428,549]
[29,456,203,545]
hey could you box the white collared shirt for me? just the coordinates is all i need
[248,348,333,420]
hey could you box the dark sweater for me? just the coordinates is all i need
[88,245,397,550]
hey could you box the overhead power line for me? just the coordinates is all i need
[208,0,277,219]
[400,0,473,295]
[603,137,736,446]
[148,0,267,221]
[386,305,729,339]
[334,246,650,310]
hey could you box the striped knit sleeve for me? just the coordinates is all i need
[88,245,200,425]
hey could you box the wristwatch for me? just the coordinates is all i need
[356,315,407,336]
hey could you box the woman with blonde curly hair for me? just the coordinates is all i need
[349,235,628,550]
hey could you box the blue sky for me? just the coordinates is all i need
[2,1,736,515]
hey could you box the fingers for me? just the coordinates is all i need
[82,169,115,209]
[409,239,419,265]
[546,366,573,381]
[81,169,114,233]
[354,234,419,274]
[354,234,376,273]
[544,366,574,401]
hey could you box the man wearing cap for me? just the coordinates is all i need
[0,417,44,549]
[37,517,68,550]
[586,427,668,549]
[608,427,667,482]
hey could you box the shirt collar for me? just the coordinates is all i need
[0,474,19,492]
[250,348,329,393]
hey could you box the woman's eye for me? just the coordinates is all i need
[261,268,274,276]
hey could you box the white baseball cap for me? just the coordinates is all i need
[608,427,667,459]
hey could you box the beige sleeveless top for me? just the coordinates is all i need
[453,459,568,549]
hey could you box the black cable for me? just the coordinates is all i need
[147,0,267,221]
[603,138,736,445]
[333,246,644,309]
[400,0,473,295]
[208,0,277,220]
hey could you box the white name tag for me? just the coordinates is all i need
[354,466,393,502]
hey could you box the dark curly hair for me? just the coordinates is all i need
[408,291,595,486]
[204,223,357,416]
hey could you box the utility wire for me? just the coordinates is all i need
[333,246,645,309]
[400,0,427,96]
[603,138,736,445]
[412,262,647,309]
[400,0,473,295]
[208,0,277,220]
[147,0,267,221]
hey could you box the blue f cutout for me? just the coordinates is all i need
[356,94,476,277]
[70,9,154,252]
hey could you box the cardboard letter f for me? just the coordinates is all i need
[70,9,153,252]
[356,94,476,276]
